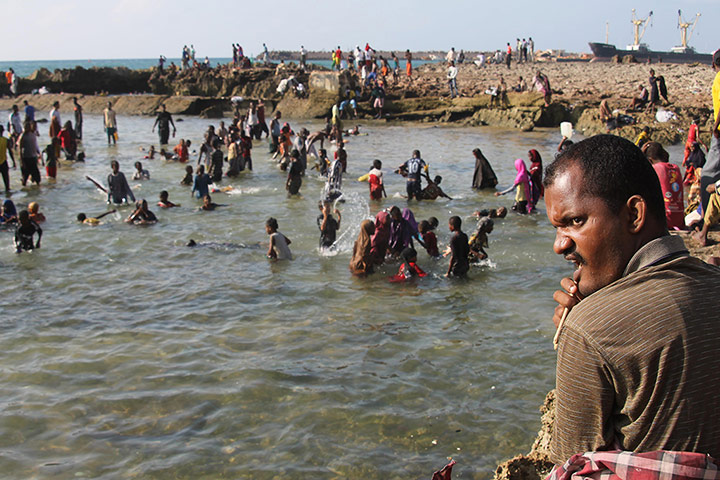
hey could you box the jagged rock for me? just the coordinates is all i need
[622,55,639,64]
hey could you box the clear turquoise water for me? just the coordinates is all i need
[0,112,686,479]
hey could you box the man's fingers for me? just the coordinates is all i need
[553,289,578,310]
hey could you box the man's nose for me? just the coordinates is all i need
[553,230,573,255]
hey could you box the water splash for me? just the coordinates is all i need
[318,191,370,257]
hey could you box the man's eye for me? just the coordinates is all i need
[571,217,584,226]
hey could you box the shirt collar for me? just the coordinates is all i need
[622,235,689,277]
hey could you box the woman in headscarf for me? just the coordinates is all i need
[349,219,375,276]
[370,210,391,265]
[528,149,543,206]
[683,142,706,186]
[388,206,415,256]
[471,148,498,190]
[1,199,18,224]
[494,158,533,214]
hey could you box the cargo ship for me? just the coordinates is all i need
[588,9,712,64]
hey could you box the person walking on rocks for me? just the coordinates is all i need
[152,104,176,145]
[103,102,117,145]
[405,50,413,83]
[505,43,512,68]
[447,61,459,98]
[532,70,552,107]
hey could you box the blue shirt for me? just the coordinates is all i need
[192,173,211,198]
[24,105,35,121]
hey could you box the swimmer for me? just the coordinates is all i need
[14,210,42,252]
[77,209,117,225]
[317,201,341,249]
[125,199,157,224]
[344,125,361,136]
[144,145,156,159]
[473,206,508,219]
[132,161,150,180]
[389,247,427,282]
[468,217,494,261]
[186,239,248,249]
[158,190,180,208]
[420,170,452,200]
[266,217,292,260]
[1,199,18,224]
[199,194,225,211]
[27,202,46,223]
[417,220,439,257]
[181,165,193,186]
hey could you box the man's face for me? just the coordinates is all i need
[545,165,631,297]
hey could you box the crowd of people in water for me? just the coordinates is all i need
[0,75,714,272]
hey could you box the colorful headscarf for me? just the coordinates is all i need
[514,158,533,211]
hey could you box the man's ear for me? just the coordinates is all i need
[626,195,648,234]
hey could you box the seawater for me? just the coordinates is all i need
[0,113,685,479]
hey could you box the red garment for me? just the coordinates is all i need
[653,163,685,230]
[57,129,76,151]
[240,136,252,158]
[546,450,720,480]
[369,173,382,200]
[389,262,427,282]
[432,459,456,480]
[173,143,188,162]
[683,124,699,164]
[46,165,56,178]
[422,231,439,257]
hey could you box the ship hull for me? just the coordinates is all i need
[589,42,712,64]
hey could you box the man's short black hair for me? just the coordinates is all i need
[449,215,462,229]
[544,134,666,225]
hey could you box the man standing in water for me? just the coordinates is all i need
[103,102,117,145]
[73,97,83,141]
[545,135,720,473]
[152,104,176,145]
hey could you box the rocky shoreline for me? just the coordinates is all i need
[2,60,716,146]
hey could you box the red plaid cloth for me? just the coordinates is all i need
[545,451,720,480]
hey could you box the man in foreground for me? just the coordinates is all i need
[545,135,720,473]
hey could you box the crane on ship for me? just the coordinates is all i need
[673,10,701,53]
[628,9,653,51]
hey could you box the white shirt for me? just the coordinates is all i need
[447,66,458,80]
[446,50,455,62]
[271,232,293,260]
[9,112,22,134]
[50,108,61,125]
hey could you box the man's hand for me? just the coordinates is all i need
[707,184,716,194]
[552,276,583,328]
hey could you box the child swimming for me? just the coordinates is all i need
[389,247,427,282]
[158,190,180,208]
[77,209,117,225]
[469,217,494,261]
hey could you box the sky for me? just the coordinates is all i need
[4,0,718,61]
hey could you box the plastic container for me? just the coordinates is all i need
[560,122,573,139]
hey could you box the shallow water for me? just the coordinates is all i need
[0,113,685,479]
